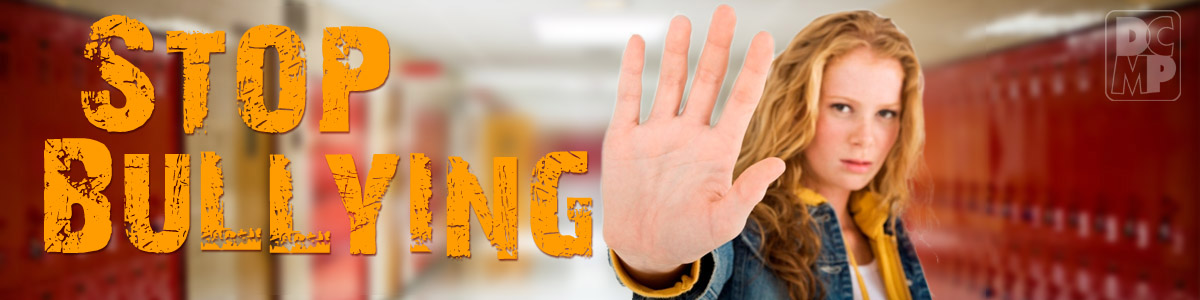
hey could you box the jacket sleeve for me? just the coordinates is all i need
[609,241,736,300]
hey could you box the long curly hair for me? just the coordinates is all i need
[732,10,925,299]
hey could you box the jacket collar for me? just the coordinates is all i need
[794,186,891,239]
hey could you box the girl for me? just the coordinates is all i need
[602,5,930,300]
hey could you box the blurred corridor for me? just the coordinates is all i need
[1,0,1198,299]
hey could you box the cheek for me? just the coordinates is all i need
[874,122,901,161]
[809,115,849,163]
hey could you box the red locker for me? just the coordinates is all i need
[0,2,184,298]
[912,5,1200,300]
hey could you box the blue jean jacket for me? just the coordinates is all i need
[613,201,932,300]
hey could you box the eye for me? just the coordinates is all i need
[831,103,852,113]
[878,109,899,119]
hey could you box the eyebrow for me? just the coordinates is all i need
[826,95,860,105]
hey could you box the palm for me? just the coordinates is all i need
[602,6,784,273]
[603,121,741,263]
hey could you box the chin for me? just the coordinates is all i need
[833,177,872,192]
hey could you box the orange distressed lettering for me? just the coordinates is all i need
[326,154,399,254]
[81,15,155,132]
[320,26,389,132]
[123,154,190,253]
[236,25,306,133]
[270,155,330,253]
[200,152,262,250]
[43,139,112,253]
[531,151,591,257]
[446,157,518,259]
[166,31,225,134]
[409,153,433,253]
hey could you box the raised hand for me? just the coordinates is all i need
[601,5,784,285]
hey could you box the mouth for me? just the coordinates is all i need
[840,159,872,174]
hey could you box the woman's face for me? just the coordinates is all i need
[804,46,904,193]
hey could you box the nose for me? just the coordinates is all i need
[848,116,876,149]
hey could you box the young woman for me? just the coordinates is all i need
[602,5,930,300]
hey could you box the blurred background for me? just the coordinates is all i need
[1,0,1198,299]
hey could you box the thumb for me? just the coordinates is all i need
[722,157,786,216]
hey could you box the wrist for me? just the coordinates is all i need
[613,249,689,289]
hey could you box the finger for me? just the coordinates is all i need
[715,31,774,141]
[721,157,785,219]
[649,15,692,120]
[682,5,736,125]
[611,35,646,130]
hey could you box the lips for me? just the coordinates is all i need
[840,159,872,173]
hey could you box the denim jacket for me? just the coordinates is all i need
[610,189,933,300]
